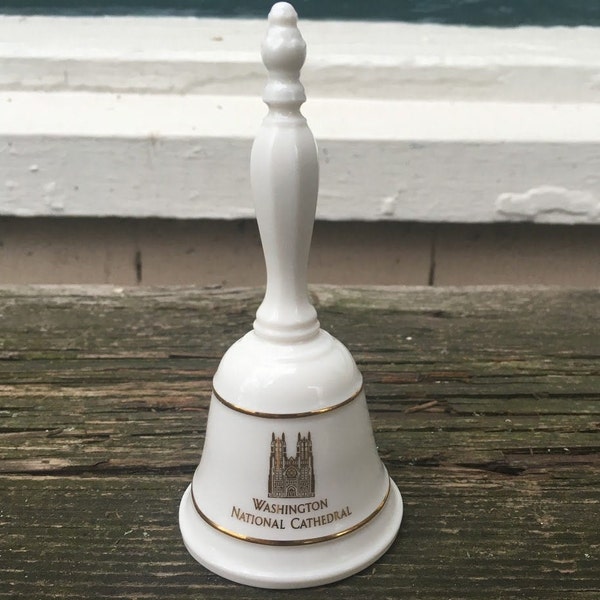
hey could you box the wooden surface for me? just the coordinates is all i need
[1,285,599,599]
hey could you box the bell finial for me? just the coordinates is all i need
[268,1,297,25]
[261,2,306,107]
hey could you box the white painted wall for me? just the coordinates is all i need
[0,17,599,223]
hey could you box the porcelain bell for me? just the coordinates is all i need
[178,2,403,588]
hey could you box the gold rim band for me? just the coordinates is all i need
[190,480,391,546]
[212,385,363,419]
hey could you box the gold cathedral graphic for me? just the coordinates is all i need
[268,432,315,498]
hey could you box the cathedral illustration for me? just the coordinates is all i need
[268,432,315,498]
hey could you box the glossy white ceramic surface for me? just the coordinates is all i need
[192,390,388,543]
[179,2,403,588]
[180,483,402,589]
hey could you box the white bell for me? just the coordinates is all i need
[179,2,403,588]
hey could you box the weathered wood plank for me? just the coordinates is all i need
[0,286,599,598]
[1,471,598,599]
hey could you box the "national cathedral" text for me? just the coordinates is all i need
[230,497,352,530]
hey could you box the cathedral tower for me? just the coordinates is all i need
[268,432,315,498]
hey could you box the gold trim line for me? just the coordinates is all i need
[212,385,363,419]
[190,481,391,546]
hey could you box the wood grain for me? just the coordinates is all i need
[1,286,598,599]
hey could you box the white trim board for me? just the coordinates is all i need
[2,93,600,142]
[2,93,599,223]
[1,16,599,102]
[0,17,599,224]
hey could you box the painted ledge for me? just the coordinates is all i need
[1,16,599,102]
[0,17,599,223]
